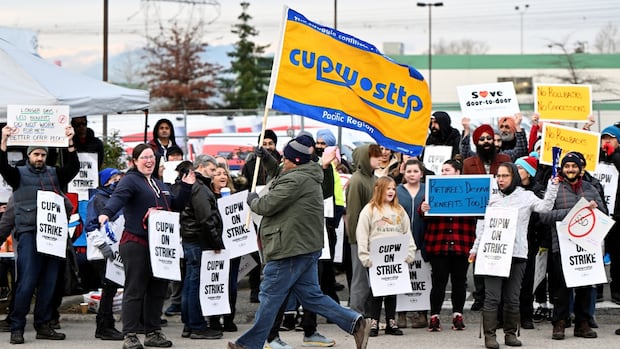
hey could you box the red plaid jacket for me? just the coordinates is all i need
[422,215,477,257]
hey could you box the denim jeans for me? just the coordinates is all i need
[236,251,361,349]
[181,242,208,331]
[9,232,63,332]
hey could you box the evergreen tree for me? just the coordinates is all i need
[142,22,221,111]
[220,2,269,109]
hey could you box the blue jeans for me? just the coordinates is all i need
[236,251,361,349]
[181,242,208,331]
[9,232,63,332]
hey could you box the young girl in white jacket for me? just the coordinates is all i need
[356,176,416,337]
[469,162,559,349]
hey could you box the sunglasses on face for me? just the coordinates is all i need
[478,136,493,142]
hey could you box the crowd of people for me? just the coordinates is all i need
[0,113,619,349]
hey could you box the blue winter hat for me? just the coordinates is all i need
[99,168,121,186]
[602,125,620,140]
[316,129,337,146]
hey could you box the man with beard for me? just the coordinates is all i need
[240,129,281,303]
[425,111,461,159]
[460,114,528,161]
[539,152,603,340]
[462,124,511,311]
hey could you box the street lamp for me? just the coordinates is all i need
[417,2,443,95]
[515,4,529,54]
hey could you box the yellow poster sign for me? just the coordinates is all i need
[535,84,591,121]
[540,123,600,172]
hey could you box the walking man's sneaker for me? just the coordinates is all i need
[302,332,335,347]
[265,337,293,349]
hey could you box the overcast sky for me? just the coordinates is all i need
[1,0,618,74]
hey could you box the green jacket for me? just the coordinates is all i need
[250,161,324,262]
[345,144,377,244]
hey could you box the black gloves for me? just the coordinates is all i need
[255,146,269,159]
[98,243,114,260]
[247,192,259,206]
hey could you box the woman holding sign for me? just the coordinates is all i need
[357,176,416,337]
[469,162,558,349]
[98,144,194,349]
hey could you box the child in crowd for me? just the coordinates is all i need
[356,176,416,337]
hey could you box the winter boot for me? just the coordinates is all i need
[503,310,522,346]
[482,311,499,349]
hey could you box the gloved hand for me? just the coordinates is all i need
[247,192,259,206]
[603,143,615,157]
[255,146,269,159]
[98,243,114,260]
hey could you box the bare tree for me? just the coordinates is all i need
[113,50,147,89]
[432,38,489,55]
[142,22,222,111]
[594,22,619,53]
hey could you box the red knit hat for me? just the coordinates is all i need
[473,124,494,142]
[515,156,538,177]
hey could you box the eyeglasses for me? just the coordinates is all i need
[478,136,493,142]
[138,155,155,161]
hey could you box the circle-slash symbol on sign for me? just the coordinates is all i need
[568,207,596,238]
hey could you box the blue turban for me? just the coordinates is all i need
[316,129,337,146]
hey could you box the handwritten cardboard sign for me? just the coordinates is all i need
[425,175,493,216]
[6,105,70,147]
[535,84,591,121]
[540,123,600,172]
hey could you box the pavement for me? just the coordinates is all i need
[3,270,620,348]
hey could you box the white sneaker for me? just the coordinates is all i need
[265,337,294,349]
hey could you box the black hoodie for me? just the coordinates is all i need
[425,111,461,158]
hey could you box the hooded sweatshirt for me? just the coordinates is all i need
[346,144,377,244]
[425,112,461,158]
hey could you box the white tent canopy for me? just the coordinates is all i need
[0,38,149,122]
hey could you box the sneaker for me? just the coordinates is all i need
[428,315,441,332]
[123,333,144,349]
[369,319,379,337]
[265,337,293,349]
[385,319,403,336]
[302,332,335,347]
[190,328,223,340]
[35,324,66,340]
[10,331,24,345]
[164,304,181,316]
[452,314,465,331]
[352,318,371,349]
[144,330,172,347]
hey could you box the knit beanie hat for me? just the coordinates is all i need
[515,156,538,177]
[561,152,583,172]
[473,124,494,142]
[316,129,337,146]
[99,168,121,186]
[260,129,278,145]
[283,135,315,165]
[27,146,48,155]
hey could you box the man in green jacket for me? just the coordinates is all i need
[228,135,370,349]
